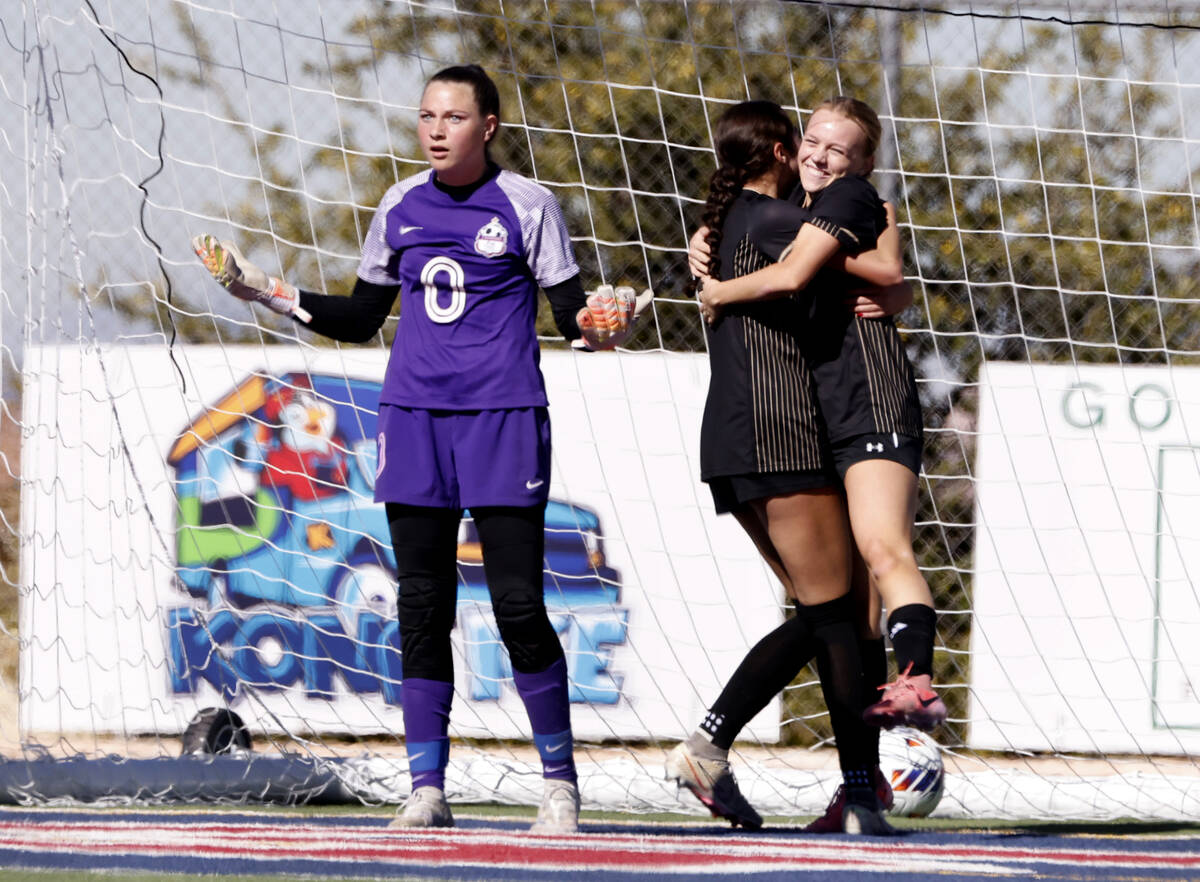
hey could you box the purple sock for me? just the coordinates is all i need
[512,657,576,783]
[402,677,453,791]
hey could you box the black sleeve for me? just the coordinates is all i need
[748,199,812,263]
[804,175,887,254]
[295,278,399,343]
[544,272,586,341]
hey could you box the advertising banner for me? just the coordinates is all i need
[20,346,783,742]
[972,362,1200,754]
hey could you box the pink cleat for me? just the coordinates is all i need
[803,766,894,834]
[863,664,947,731]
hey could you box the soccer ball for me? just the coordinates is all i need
[878,726,945,817]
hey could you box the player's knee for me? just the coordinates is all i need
[785,562,849,602]
[491,589,562,673]
[397,577,456,678]
[858,535,916,582]
[397,577,454,626]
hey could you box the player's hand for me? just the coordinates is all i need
[573,284,654,351]
[688,226,713,280]
[192,234,310,322]
[847,280,913,319]
[697,276,721,325]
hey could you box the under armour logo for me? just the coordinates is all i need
[866,441,884,452]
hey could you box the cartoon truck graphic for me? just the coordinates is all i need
[167,371,621,614]
[166,371,628,705]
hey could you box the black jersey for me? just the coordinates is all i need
[794,176,924,443]
[699,190,828,480]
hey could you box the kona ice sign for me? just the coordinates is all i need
[164,369,626,708]
[21,346,784,742]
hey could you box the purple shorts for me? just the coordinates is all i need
[373,404,551,509]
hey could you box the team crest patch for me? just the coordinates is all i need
[474,216,508,257]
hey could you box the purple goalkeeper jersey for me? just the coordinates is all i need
[356,167,580,410]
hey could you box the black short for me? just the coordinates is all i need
[831,432,923,479]
[706,469,838,515]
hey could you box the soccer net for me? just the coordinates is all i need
[6,0,1200,820]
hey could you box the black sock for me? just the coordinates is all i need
[701,613,816,750]
[798,593,873,773]
[860,637,887,766]
[842,766,877,808]
[886,603,936,678]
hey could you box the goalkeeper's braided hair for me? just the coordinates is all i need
[701,101,799,280]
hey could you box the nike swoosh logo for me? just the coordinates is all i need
[525,479,545,490]
[889,622,908,639]
[544,740,568,754]
[399,225,423,235]
[918,695,940,708]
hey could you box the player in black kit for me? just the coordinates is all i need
[699,97,945,739]
[668,100,914,835]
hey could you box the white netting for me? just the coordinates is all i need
[4,0,1200,820]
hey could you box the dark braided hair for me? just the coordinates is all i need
[701,101,799,280]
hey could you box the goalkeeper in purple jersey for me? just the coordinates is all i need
[193,64,650,835]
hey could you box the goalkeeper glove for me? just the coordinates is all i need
[192,234,312,323]
[574,284,654,351]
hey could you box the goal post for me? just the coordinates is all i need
[6,0,1200,820]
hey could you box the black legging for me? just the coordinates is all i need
[386,502,564,682]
